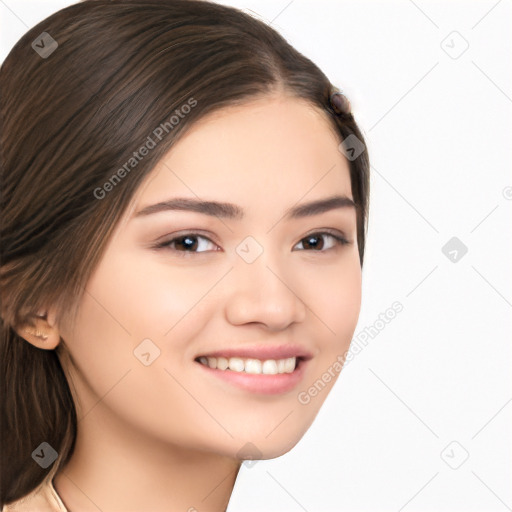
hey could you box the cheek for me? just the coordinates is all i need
[331,268,362,344]
[58,257,233,449]
[303,257,362,348]
[82,246,219,343]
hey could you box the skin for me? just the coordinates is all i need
[19,93,362,512]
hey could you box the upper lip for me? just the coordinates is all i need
[195,344,314,362]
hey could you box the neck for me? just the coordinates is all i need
[52,403,242,512]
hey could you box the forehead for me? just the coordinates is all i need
[129,95,352,221]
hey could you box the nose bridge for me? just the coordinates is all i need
[224,234,306,328]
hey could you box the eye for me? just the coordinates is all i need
[154,230,350,256]
[293,231,350,252]
[155,233,219,256]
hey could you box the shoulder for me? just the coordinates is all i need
[2,477,68,512]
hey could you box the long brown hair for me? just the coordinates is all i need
[0,0,370,505]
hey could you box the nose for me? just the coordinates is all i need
[224,249,307,330]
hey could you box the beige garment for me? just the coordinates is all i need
[2,475,68,512]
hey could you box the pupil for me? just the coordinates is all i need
[181,236,197,250]
[305,235,322,250]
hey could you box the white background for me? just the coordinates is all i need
[1,1,511,511]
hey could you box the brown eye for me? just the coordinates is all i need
[154,230,350,257]
[294,232,350,252]
[156,233,218,256]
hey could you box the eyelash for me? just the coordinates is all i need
[154,230,351,257]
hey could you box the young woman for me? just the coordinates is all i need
[0,0,370,510]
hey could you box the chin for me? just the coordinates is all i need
[224,422,313,462]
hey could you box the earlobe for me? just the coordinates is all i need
[15,308,61,350]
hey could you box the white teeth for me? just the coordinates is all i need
[197,356,297,374]
[262,360,278,375]
[216,356,229,370]
[244,359,262,374]
[228,357,244,372]
[283,357,296,373]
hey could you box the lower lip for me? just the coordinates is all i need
[195,358,309,395]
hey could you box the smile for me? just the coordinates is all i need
[196,355,298,374]
[194,355,310,395]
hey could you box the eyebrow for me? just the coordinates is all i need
[133,194,356,221]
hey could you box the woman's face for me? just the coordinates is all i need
[57,94,362,461]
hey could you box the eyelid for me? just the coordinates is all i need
[154,227,350,243]
[293,229,352,251]
[302,227,350,241]
[152,230,219,254]
[152,227,352,255]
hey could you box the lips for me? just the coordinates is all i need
[194,344,314,362]
[196,354,311,394]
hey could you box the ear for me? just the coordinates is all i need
[14,307,61,350]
